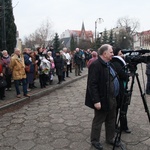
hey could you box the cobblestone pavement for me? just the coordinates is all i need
[0,68,88,111]
[0,65,150,150]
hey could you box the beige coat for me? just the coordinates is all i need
[10,54,26,80]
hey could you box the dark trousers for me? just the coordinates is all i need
[146,75,150,94]
[69,63,72,73]
[75,64,81,76]
[66,65,70,77]
[91,103,116,143]
[0,87,5,99]
[39,74,47,88]
[5,74,12,88]
[63,71,65,80]
[14,78,27,95]
[57,75,62,83]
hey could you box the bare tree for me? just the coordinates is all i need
[115,16,140,49]
[24,19,54,49]
[117,16,140,35]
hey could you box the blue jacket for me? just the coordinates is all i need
[23,53,34,73]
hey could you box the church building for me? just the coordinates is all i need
[60,22,94,49]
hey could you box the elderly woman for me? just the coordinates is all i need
[0,58,6,100]
[87,51,98,68]
[23,48,36,90]
[1,50,12,91]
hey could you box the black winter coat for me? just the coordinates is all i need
[85,57,116,111]
[74,52,82,65]
[54,56,64,76]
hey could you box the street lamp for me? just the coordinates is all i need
[95,18,104,44]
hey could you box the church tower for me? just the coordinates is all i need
[80,22,86,39]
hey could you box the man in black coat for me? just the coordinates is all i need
[85,44,120,150]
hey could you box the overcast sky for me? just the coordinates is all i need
[12,0,150,39]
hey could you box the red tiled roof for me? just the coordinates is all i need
[141,30,150,35]
[69,30,93,38]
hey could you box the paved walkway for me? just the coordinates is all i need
[0,65,149,150]
[0,68,88,112]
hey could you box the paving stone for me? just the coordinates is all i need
[3,130,21,138]
[37,122,51,128]
[35,128,51,136]
[64,119,80,126]
[11,118,24,124]
[51,118,64,124]
[51,138,70,149]
[21,126,37,132]
[17,132,36,140]
[14,141,35,150]
[32,144,54,150]
[51,123,66,131]
[34,135,53,144]
[67,132,86,142]
[0,137,18,146]
[70,141,91,150]
[0,147,15,150]
[0,121,10,127]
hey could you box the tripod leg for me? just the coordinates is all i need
[135,73,150,122]
[113,95,128,150]
[113,110,127,150]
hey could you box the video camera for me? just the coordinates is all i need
[121,49,150,64]
[121,49,150,72]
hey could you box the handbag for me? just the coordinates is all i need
[51,62,55,69]
[25,65,30,72]
[0,78,7,88]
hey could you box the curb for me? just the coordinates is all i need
[0,74,88,113]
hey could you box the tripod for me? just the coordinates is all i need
[113,63,150,150]
[128,64,150,122]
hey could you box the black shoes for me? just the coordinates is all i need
[92,142,103,150]
[123,129,131,133]
[57,81,62,84]
[106,139,121,147]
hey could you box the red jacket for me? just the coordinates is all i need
[0,64,2,73]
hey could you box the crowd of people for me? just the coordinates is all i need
[0,46,93,100]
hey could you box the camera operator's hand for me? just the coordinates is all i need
[94,102,101,110]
